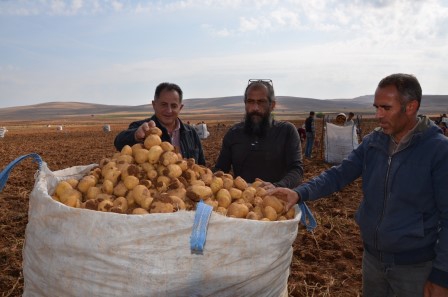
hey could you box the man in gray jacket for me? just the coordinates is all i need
[269,73,448,297]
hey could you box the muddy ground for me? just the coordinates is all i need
[0,118,376,296]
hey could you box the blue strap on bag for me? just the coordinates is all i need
[298,202,317,232]
[0,153,42,192]
[190,200,213,254]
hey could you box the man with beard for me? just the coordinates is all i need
[213,79,303,189]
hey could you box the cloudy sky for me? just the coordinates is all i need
[1,0,447,108]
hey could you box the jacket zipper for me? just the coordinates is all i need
[374,155,392,259]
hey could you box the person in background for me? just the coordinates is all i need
[438,121,448,136]
[214,79,303,189]
[297,125,306,143]
[335,113,347,125]
[304,111,316,158]
[268,73,448,297]
[114,82,205,165]
[345,112,355,126]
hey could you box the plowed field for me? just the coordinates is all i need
[0,118,377,297]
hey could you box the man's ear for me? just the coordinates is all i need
[270,100,276,110]
[406,100,418,113]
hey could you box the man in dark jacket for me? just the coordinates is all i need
[269,73,448,297]
[114,82,205,165]
[214,79,303,189]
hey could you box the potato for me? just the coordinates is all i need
[113,196,128,213]
[59,188,82,208]
[116,154,134,164]
[176,159,188,171]
[227,202,249,219]
[234,176,248,191]
[113,181,128,197]
[263,195,285,214]
[121,144,133,156]
[102,179,114,195]
[65,178,79,188]
[85,199,99,210]
[148,145,164,164]
[163,164,182,179]
[210,177,223,194]
[86,186,102,200]
[263,205,278,221]
[246,211,260,220]
[144,134,162,149]
[160,151,178,166]
[132,208,149,215]
[241,187,256,203]
[98,199,114,212]
[134,148,150,164]
[131,185,154,210]
[77,175,97,194]
[285,207,296,219]
[229,187,242,200]
[186,185,213,202]
[216,206,227,216]
[131,143,144,155]
[150,201,174,213]
[222,176,234,190]
[203,198,218,210]
[103,168,121,185]
[123,175,140,190]
[145,126,162,137]
[216,188,232,208]
[160,141,174,152]
[55,180,73,197]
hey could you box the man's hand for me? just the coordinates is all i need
[260,181,275,190]
[424,281,448,297]
[135,120,156,142]
[266,188,300,211]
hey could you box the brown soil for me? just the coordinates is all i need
[0,118,377,296]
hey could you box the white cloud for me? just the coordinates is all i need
[71,0,83,13]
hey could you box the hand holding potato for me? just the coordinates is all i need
[266,187,300,211]
[134,120,156,142]
[259,181,275,190]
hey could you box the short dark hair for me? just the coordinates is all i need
[349,112,354,117]
[244,80,275,103]
[154,82,183,102]
[377,73,422,109]
[310,111,315,116]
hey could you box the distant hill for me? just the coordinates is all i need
[0,95,446,121]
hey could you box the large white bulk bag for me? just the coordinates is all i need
[194,123,210,139]
[0,127,6,138]
[324,122,359,164]
[19,161,301,297]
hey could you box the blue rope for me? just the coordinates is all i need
[190,200,213,254]
[298,202,317,232]
[0,153,42,192]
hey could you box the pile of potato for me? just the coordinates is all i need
[52,126,295,221]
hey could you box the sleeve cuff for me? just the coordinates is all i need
[428,267,448,288]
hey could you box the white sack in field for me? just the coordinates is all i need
[0,127,6,138]
[324,123,359,164]
[23,163,300,297]
[194,123,210,139]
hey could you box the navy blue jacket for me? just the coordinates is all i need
[114,115,205,165]
[295,118,448,287]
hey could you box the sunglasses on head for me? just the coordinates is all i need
[247,79,273,87]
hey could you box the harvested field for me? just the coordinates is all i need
[0,118,378,296]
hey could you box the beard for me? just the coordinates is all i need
[244,111,272,137]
